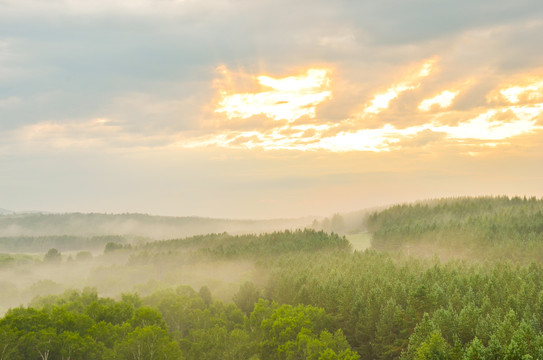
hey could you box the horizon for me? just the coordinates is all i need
[2,194,541,221]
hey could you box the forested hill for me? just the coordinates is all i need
[367,196,543,261]
[0,212,314,239]
[137,229,352,261]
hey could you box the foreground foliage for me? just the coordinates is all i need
[0,287,358,360]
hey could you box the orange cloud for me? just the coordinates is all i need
[500,80,543,104]
[215,67,332,122]
[418,90,459,112]
[185,62,543,154]
[487,76,543,105]
[361,58,437,116]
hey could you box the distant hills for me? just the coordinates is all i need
[0,208,13,215]
[0,212,316,239]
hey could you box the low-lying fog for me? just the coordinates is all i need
[0,210,371,314]
[0,246,263,315]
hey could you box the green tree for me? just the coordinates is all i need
[284,329,360,360]
[402,314,437,360]
[26,328,58,360]
[414,331,450,360]
[44,248,62,263]
[462,337,486,360]
[58,331,103,360]
[130,307,166,329]
[198,286,212,307]
[0,326,20,360]
[75,251,93,261]
[104,242,124,254]
[114,325,183,360]
[233,282,261,315]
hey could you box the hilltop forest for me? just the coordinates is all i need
[1,196,543,359]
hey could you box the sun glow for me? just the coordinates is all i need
[215,67,331,122]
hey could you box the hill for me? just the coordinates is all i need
[0,212,315,252]
[366,196,543,261]
[0,212,314,238]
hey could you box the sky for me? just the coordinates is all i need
[1,0,543,219]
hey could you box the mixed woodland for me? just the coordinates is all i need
[1,196,543,359]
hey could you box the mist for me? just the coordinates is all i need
[0,209,348,316]
[0,247,260,315]
[0,213,315,240]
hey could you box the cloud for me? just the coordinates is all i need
[0,96,21,108]
[12,118,123,149]
[5,53,542,157]
[360,58,437,116]
[3,0,542,135]
[498,79,543,104]
[395,129,447,148]
[338,0,543,45]
[104,92,206,133]
[418,90,459,112]
[214,66,332,122]
[431,106,542,141]
[0,39,30,83]
[174,59,543,154]
[2,0,543,219]
[0,0,193,17]
[5,117,177,152]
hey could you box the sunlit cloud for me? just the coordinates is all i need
[312,125,417,152]
[499,79,543,104]
[418,90,459,112]
[12,64,543,156]
[179,62,543,154]
[362,58,436,116]
[215,67,332,122]
[182,123,336,151]
[186,102,543,153]
[432,105,543,140]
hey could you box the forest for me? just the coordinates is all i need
[368,196,543,262]
[1,196,543,359]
